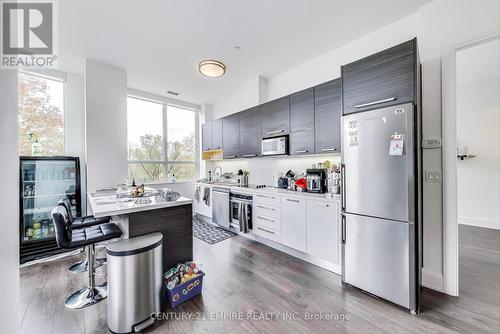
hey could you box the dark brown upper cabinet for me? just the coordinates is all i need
[290,88,315,155]
[212,119,223,150]
[342,39,416,114]
[239,106,262,158]
[222,113,240,159]
[261,96,290,137]
[314,79,341,154]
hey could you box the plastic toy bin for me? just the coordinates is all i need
[164,271,205,308]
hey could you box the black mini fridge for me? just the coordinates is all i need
[19,156,82,264]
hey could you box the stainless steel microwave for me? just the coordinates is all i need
[262,136,288,156]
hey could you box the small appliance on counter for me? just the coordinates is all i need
[305,169,327,193]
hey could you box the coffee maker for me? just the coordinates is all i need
[305,169,327,193]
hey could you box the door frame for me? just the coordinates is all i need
[441,30,499,296]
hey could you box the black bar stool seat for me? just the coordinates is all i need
[58,198,109,230]
[58,198,111,272]
[51,206,122,309]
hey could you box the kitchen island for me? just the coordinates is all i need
[88,191,193,272]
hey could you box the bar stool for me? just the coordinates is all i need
[58,198,109,273]
[51,206,122,309]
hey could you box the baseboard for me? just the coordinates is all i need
[421,268,444,292]
[459,216,500,230]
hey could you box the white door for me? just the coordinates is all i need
[307,200,340,264]
[282,197,307,252]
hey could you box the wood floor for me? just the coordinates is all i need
[20,224,500,334]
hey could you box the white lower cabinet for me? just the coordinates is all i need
[306,199,340,264]
[282,197,307,252]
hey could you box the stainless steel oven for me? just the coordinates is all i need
[229,192,252,233]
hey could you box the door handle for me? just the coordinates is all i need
[242,154,257,157]
[295,150,308,154]
[321,148,337,152]
[257,215,275,222]
[257,194,275,199]
[355,97,396,109]
[265,130,284,135]
[286,198,300,203]
[341,214,346,243]
[341,163,346,212]
[257,205,275,211]
[225,155,237,159]
[257,226,275,234]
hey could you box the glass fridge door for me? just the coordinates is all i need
[21,159,79,242]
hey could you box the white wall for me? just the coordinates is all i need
[0,70,20,333]
[457,38,500,230]
[206,155,341,186]
[64,72,87,213]
[209,0,500,292]
[85,60,128,204]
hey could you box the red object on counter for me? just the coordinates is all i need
[295,177,307,189]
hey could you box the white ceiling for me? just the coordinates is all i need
[58,0,433,104]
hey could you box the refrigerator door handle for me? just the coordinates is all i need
[341,163,346,212]
[341,214,346,243]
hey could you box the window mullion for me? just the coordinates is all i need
[163,104,169,181]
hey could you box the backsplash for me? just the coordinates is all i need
[205,154,341,186]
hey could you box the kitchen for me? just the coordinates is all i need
[1,1,499,334]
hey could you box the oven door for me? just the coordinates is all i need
[230,200,240,225]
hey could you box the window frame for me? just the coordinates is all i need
[126,91,200,184]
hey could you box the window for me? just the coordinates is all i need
[127,96,198,183]
[18,72,64,156]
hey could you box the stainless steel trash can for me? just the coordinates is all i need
[107,232,163,333]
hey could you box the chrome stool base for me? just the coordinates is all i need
[64,283,107,309]
[69,257,106,273]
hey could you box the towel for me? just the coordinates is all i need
[239,203,249,234]
[195,186,201,202]
[203,187,210,206]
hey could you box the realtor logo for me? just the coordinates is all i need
[1,0,57,68]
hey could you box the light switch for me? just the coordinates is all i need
[425,170,442,182]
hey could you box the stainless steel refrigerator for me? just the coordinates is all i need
[341,102,422,313]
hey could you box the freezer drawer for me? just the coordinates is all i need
[343,213,410,308]
[342,103,415,222]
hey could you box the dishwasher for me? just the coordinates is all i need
[212,187,230,229]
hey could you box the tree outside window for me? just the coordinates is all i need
[127,97,198,184]
[18,72,64,156]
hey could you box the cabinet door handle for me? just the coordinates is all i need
[225,155,237,159]
[257,226,275,234]
[242,154,257,157]
[257,216,275,222]
[215,146,221,149]
[315,203,330,207]
[295,150,308,154]
[286,198,300,203]
[321,148,337,152]
[257,194,275,199]
[265,130,284,135]
[257,205,275,211]
[355,97,396,109]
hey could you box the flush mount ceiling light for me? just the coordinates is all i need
[198,60,226,78]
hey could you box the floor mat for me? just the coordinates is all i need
[193,218,236,244]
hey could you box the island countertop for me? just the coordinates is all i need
[88,191,193,218]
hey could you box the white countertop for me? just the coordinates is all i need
[195,182,341,202]
[88,192,193,218]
